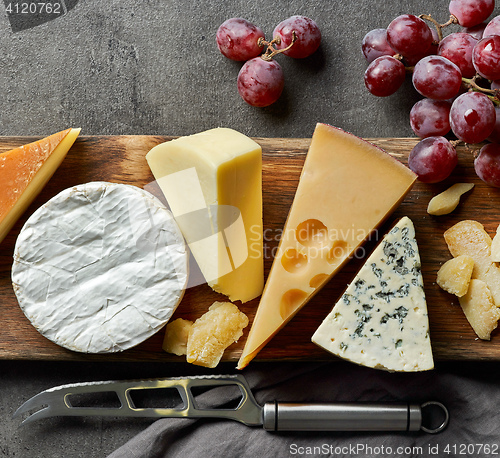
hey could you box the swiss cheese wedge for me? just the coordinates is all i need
[0,128,80,243]
[237,123,416,369]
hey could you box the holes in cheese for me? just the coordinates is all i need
[327,239,349,264]
[310,273,329,289]
[281,248,308,273]
[280,289,308,319]
[296,219,329,248]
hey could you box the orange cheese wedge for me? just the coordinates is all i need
[237,123,416,369]
[0,128,80,243]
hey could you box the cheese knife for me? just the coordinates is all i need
[13,374,448,434]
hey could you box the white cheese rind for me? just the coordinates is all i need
[312,216,433,372]
[12,182,189,353]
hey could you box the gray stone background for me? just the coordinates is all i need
[0,0,429,139]
[2,0,500,456]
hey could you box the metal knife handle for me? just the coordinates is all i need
[262,401,448,434]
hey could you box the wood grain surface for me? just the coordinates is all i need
[1,134,499,364]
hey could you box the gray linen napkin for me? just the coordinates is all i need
[108,360,500,458]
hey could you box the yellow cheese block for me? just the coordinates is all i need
[146,128,263,303]
[0,128,80,243]
[237,123,416,369]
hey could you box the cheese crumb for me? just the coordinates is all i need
[436,255,474,297]
[163,318,193,356]
[459,279,500,340]
[186,302,249,368]
[491,224,500,262]
[444,220,500,306]
[427,183,474,216]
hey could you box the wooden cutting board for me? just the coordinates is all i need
[1,134,499,363]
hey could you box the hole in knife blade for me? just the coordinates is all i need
[189,384,244,410]
[128,388,185,409]
[67,391,121,409]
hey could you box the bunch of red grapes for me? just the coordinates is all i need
[362,0,500,187]
[216,16,321,107]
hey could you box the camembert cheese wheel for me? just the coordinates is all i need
[12,182,189,353]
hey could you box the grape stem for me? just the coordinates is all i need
[419,13,458,42]
[449,140,481,158]
[462,76,500,106]
[258,31,297,61]
[419,14,444,41]
[393,54,415,72]
[441,14,459,28]
[463,142,482,158]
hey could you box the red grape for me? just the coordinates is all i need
[492,80,500,90]
[386,14,433,58]
[408,136,458,183]
[474,143,500,186]
[449,0,495,28]
[403,28,439,66]
[410,99,452,138]
[450,92,496,143]
[364,56,406,97]
[473,35,500,81]
[237,57,284,107]
[437,32,478,78]
[216,18,265,61]
[362,29,395,63]
[483,15,500,36]
[273,16,321,59]
[461,22,487,39]
[412,56,463,100]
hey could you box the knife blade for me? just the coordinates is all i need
[13,374,448,433]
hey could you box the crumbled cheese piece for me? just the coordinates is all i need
[491,224,500,263]
[427,183,474,216]
[437,255,475,297]
[163,318,193,356]
[444,220,500,306]
[459,279,500,340]
[186,302,248,368]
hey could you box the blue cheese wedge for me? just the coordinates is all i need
[12,182,189,353]
[312,216,433,372]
